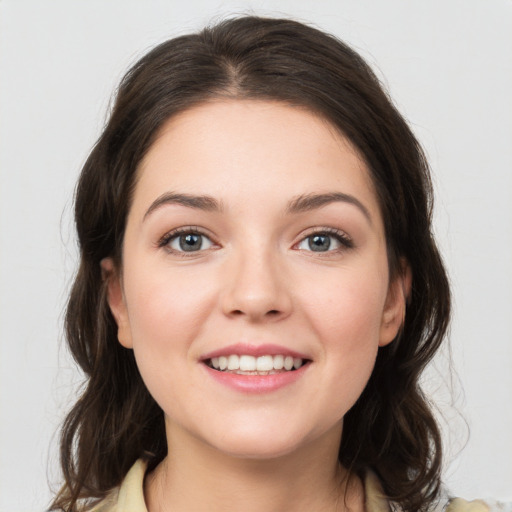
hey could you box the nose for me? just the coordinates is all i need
[220,247,293,322]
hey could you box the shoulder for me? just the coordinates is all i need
[363,469,511,512]
[88,459,148,512]
[86,461,511,512]
[446,498,512,512]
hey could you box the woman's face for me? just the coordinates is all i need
[105,100,405,459]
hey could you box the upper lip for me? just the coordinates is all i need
[200,343,311,361]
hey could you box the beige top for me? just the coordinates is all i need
[89,459,506,512]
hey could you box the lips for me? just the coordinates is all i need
[200,344,311,393]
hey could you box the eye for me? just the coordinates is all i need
[160,228,214,253]
[296,230,353,253]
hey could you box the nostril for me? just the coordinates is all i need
[267,310,280,316]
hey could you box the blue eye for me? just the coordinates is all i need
[297,231,352,252]
[307,234,332,252]
[164,230,214,253]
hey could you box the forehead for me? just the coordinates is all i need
[133,99,381,222]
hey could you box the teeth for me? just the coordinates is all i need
[209,354,305,372]
[256,355,273,372]
[239,355,256,371]
[227,355,239,370]
[273,355,284,369]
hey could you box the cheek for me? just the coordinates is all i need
[121,262,220,372]
[298,262,388,408]
[120,264,217,418]
[301,266,388,348]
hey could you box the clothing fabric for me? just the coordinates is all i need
[89,459,510,512]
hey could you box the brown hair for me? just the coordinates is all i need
[51,16,450,511]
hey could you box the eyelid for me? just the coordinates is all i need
[156,225,353,256]
[294,227,354,252]
[157,226,219,255]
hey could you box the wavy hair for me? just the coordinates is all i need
[51,16,450,511]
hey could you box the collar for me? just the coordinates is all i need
[94,459,500,512]
[92,459,393,512]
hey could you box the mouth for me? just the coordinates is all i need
[201,345,311,392]
[205,354,309,375]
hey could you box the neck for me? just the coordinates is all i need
[144,424,364,512]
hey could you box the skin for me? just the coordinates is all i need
[103,100,408,511]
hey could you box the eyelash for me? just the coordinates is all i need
[157,226,216,256]
[157,226,354,256]
[296,227,354,254]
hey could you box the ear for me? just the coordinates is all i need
[101,257,133,349]
[379,260,412,347]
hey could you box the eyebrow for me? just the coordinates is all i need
[286,192,372,223]
[144,192,223,220]
[143,191,371,223]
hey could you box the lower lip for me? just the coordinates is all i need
[203,363,309,393]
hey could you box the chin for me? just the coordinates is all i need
[212,436,306,461]
[198,418,333,462]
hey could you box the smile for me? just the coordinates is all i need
[200,344,311,392]
[207,354,305,374]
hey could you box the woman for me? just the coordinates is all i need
[50,16,497,512]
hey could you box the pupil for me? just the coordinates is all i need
[309,234,330,252]
[180,234,201,251]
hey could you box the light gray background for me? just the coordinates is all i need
[1,1,511,510]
